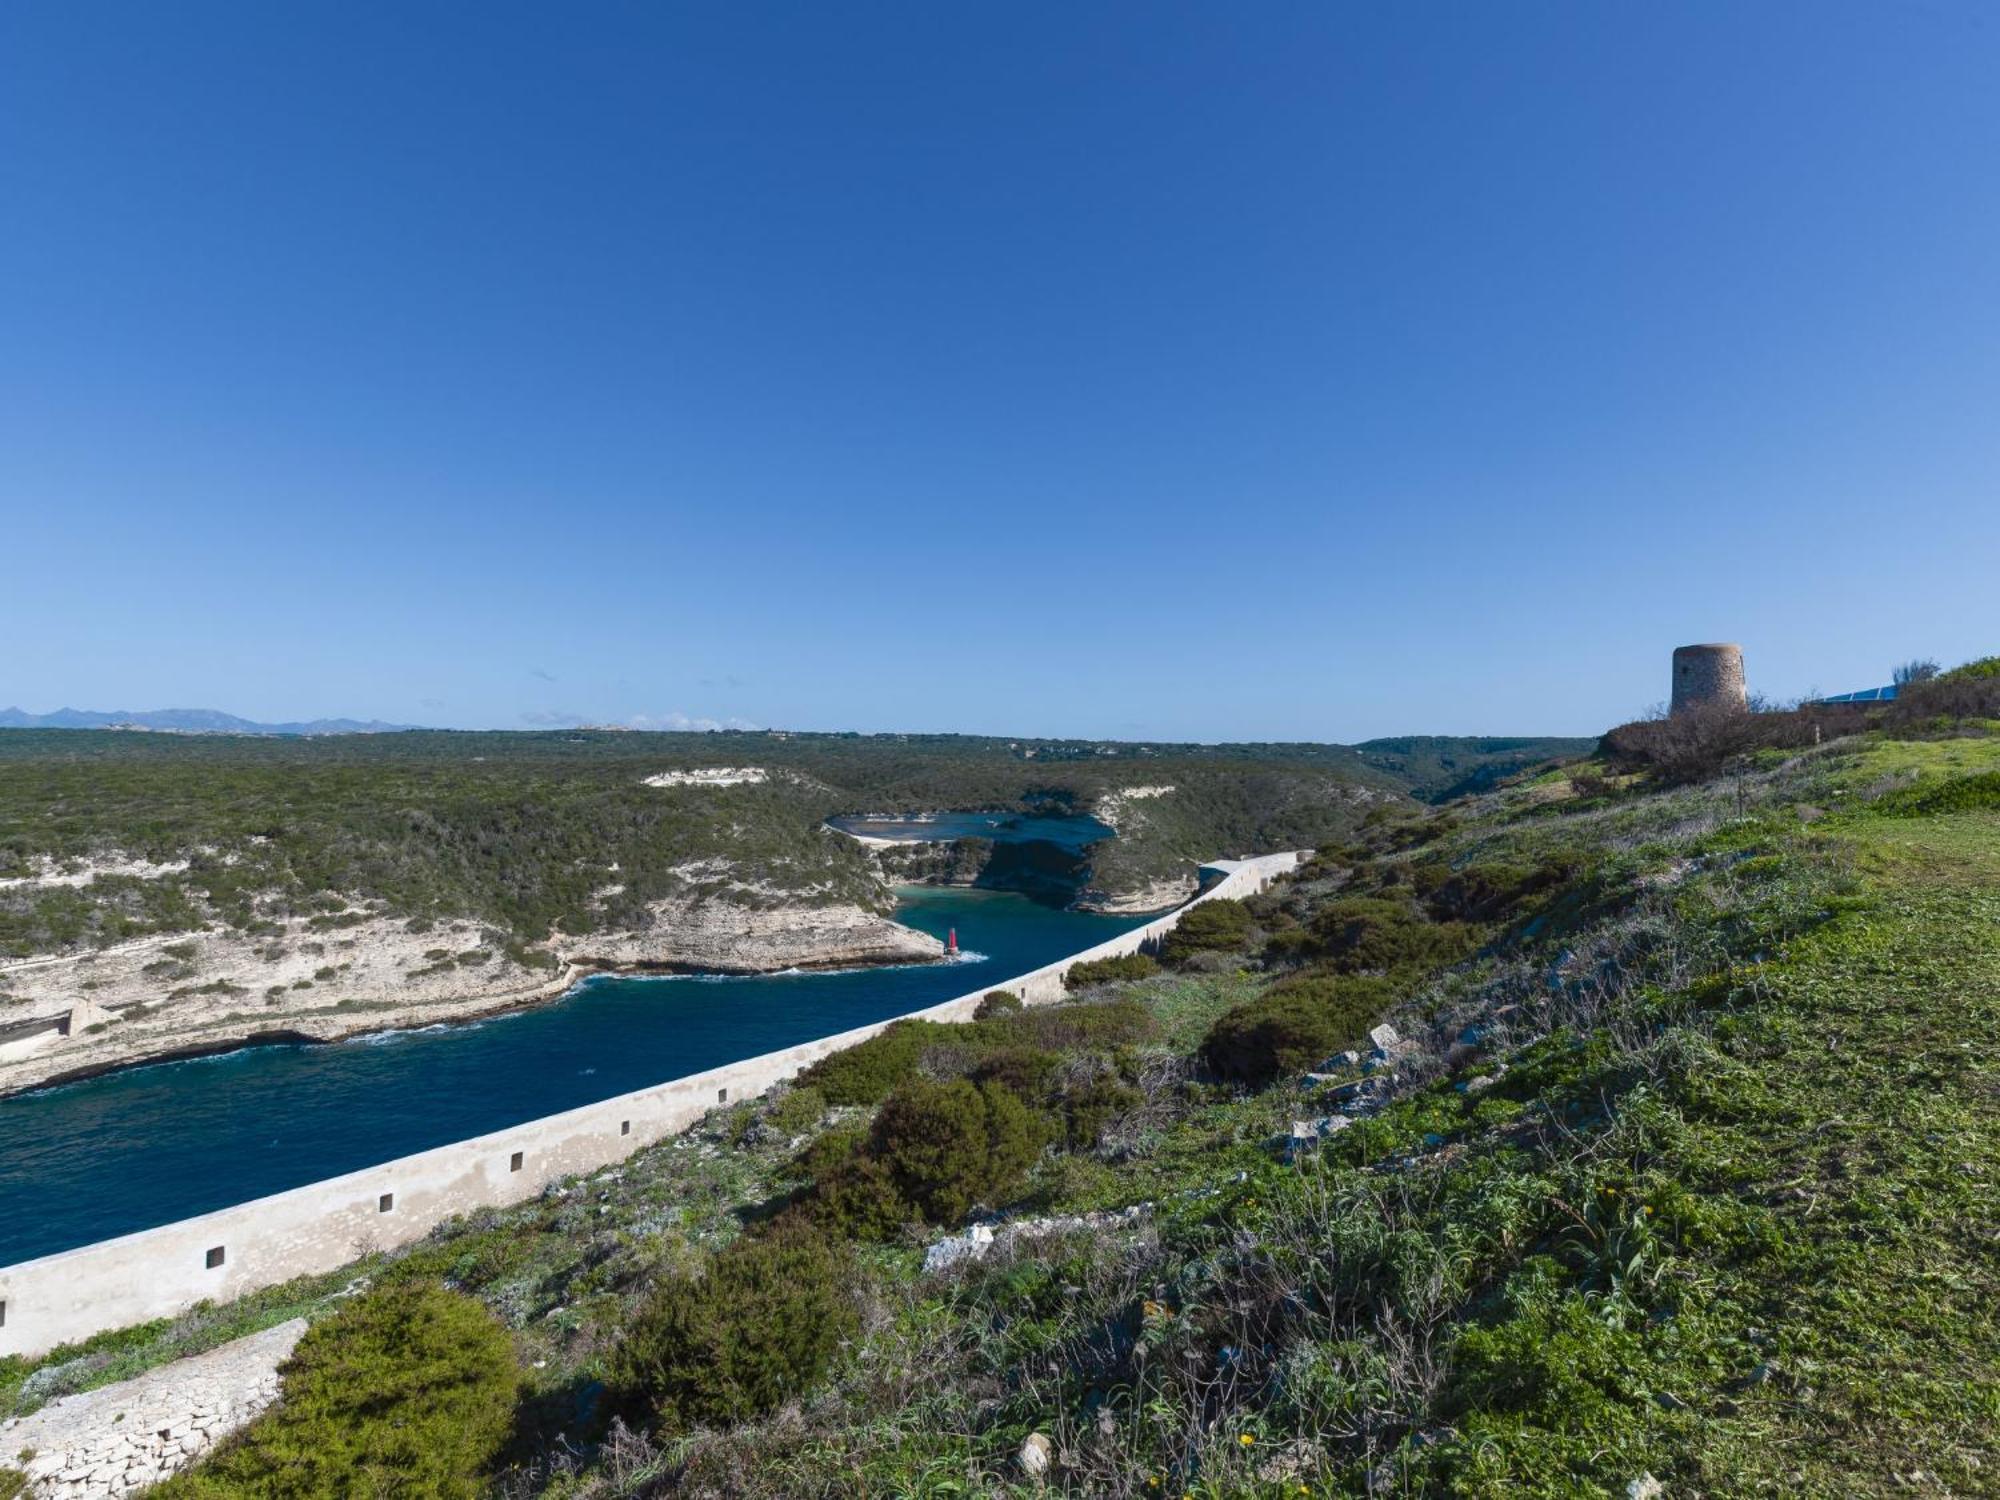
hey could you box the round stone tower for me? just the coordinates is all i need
[1670,643,1747,715]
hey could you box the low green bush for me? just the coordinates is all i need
[793,1121,868,1182]
[1260,926,1319,966]
[973,989,1023,1018]
[157,1281,518,1499]
[765,1084,826,1136]
[1421,855,1583,924]
[802,1151,912,1239]
[991,996,1156,1052]
[1057,1072,1142,1151]
[969,1045,1062,1101]
[608,1223,856,1431]
[868,1077,1048,1225]
[1307,897,1475,975]
[795,998,1156,1111]
[1200,974,1396,1085]
[1161,898,1253,963]
[1062,952,1159,990]
[796,1018,957,1105]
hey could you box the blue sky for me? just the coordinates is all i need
[4,3,1996,740]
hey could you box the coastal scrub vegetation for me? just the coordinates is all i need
[19,671,2000,1495]
[0,729,1589,959]
[154,1281,517,1499]
[1062,951,1159,989]
[1159,895,1251,963]
[607,1224,856,1432]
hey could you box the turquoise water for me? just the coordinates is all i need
[826,811,1114,849]
[0,888,1144,1265]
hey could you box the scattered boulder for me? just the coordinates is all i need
[1017,1431,1054,1480]
[922,1206,1151,1276]
[923,1223,995,1274]
[1627,1475,1664,1500]
[1367,1023,1400,1051]
[1278,1115,1353,1160]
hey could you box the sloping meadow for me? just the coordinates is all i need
[8,719,1995,1497]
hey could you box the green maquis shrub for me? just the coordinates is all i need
[1300,843,1371,880]
[1062,952,1159,991]
[1057,1072,1142,1151]
[793,1120,867,1181]
[1424,855,1583,924]
[1260,925,1319,967]
[0,1468,25,1500]
[804,1151,913,1239]
[156,1281,518,1500]
[796,1018,958,1105]
[1160,898,1253,964]
[765,1083,826,1136]
[1307,897,1474,976]
[992,996,1156,1052]
[968,1048,1137,1151]
[974,988,1023,1018]
[970,1045,1062,1101]
[869,1078,1048,1224]
[1200,974,1396,1085]
[608,1223,857,1432]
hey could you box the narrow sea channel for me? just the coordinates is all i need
[0,888,1145,1264]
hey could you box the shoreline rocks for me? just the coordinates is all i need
[0,896,941,1100]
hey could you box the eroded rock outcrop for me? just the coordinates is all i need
[0,891,939,1098]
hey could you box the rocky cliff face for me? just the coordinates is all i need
[553,895,941,973]
[854,829,1142,910]
[1071,874,1199,914]
[0,893,940,1098]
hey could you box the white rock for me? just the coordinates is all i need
[924,1223,996,1273]
[1017,1431,1054,1479]
[1368,1023,1400,1050]
[1627,1475,1664,1500]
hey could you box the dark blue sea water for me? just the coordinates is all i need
[0,888,1143,1265]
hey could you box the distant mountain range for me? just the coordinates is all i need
[0,707,416,737]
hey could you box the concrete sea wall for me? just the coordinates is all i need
[0,853,1304,1359]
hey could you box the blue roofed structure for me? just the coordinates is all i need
[1818,685,1899,703]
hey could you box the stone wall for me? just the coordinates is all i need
[1,1318,305,1498]
[0,852,1303,1359]
[1670,642,1747,714]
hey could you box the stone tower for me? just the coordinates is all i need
[1670,643,1747,715]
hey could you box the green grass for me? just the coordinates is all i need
[44,728,2000,1498]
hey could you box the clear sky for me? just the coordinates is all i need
[4,4,1996,741]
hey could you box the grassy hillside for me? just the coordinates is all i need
[1350,736,1596,802]
[9,706,1994,1496]
[0,730,1582,957]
